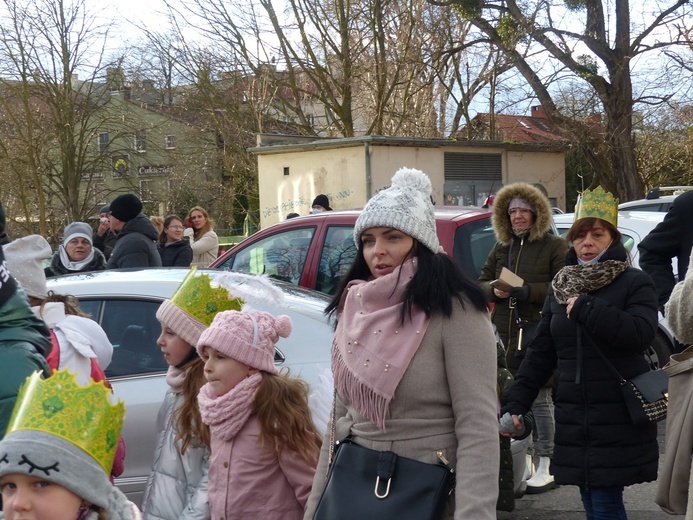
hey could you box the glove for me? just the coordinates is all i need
[499,412,526,436]
[510,284,530,302]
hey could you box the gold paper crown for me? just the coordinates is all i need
[574,186,619,228]
[6,370,125,473]
[171,267,244,326]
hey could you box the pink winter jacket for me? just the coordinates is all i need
[207,414,317,520]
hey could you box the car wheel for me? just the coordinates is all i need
[646,331,673,369]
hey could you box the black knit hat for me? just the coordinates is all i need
[109,194,142,222]
[312,194,332,211]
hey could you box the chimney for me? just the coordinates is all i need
[531,105,548,120]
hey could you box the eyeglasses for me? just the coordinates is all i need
[167,226,185,230]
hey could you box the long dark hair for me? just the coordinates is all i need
[326,240,487,323]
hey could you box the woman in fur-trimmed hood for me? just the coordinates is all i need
[480,182,567,370]
[479,182,567,494]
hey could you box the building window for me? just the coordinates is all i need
[140,180,152,202]
[98,132,109,152]
[134,131,147,152]
[165,135,176,149]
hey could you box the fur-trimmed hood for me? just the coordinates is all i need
[492,182,553,245]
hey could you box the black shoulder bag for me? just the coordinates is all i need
[588,331,668,425]
[313,391,456,520]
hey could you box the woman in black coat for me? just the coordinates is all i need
[502,189,659,520]
[157,215,193,268]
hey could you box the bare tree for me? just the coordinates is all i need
[0,0,119,233]
[432,0,692,200]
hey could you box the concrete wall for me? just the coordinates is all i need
[506,151,566,210]
[257,145,367,225]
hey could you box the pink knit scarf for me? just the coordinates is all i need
[197,372,262,441]
[333,258,429,430]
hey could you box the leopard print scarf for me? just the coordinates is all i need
[552,259,628,304]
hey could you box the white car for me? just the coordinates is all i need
[617,186,693,213]
[47,268,334,506]
[553,212,676,366]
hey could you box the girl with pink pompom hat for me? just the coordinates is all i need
[196,309,321,520]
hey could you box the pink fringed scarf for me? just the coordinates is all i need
[333,258,429,430]
[197,372,262,441]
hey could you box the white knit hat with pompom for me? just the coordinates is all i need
[354,167,439,254]
[196,309,292,374]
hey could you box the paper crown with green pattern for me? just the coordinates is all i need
[156,267,246,346]
[574,186,619,228]
[5,370,125,473]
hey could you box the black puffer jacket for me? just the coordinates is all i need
[479,182,567,371]
[157,240,193,267]
[107,214,162,269]
[502,244,659,488]
[44,248,107,277]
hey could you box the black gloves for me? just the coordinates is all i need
[510,285,531,302]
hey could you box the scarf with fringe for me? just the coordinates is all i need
[197,372,262,441]
[333,258,429,430]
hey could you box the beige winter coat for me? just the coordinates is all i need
[304,301,500,520]
[184,229,219,268]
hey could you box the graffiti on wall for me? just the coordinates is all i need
[262,188,355,218]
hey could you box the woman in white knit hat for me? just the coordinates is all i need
[45,221,107,277]
[303,167,500,519]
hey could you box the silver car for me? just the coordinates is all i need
[47,268,334,505]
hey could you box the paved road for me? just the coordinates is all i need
[498,423,685,519]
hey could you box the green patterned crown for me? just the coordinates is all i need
[575,186,619,228]
[6,370,125,473]
[171,267,245,326]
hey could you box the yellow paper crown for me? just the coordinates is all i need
[575,186,619,228]
[6,370,125,473]
[171,267,245,326]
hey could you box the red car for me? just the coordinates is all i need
[211,207,496,295]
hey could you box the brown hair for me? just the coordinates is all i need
[566,217,621,244]
[34,291,90,318]
[254,370,321,464]
[173,356,211,453]
[187,206,213,240]
[159,215,184,246]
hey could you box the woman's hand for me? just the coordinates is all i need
[499,413,525,437]
[566,296,578,318]
[493,287,510,299]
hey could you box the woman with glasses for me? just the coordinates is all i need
[158,215,193,267]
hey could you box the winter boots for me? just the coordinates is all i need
[525,456,556,494]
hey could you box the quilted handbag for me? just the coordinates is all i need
[313,438,455,520]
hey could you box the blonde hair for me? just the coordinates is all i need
[150,215,165,235]
[187,206,213,240]
[254,370,321,464]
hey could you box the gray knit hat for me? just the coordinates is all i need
[354,167,439,253]
[63,221,94,246]
[0,431,134,517]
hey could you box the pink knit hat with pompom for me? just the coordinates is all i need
[196,309,292,374]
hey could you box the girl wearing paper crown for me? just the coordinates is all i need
[501,186,659,519]
[141,268,253,520]
[196,307,320,520]
[303,167,500,519]
[0,370,140,520]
